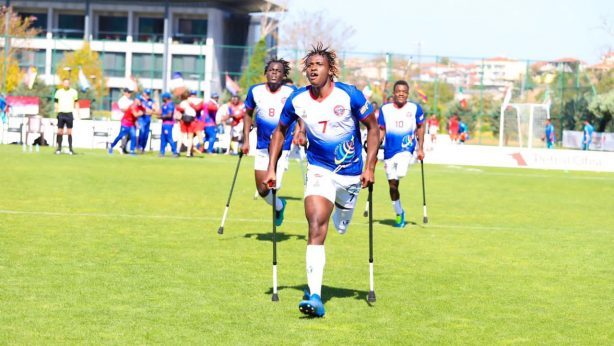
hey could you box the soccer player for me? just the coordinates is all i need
[158,92,178,157]
[241,58,295,226]
[54,78,79,155]
[264,43,379,318]
[582,119,594,151]
[109,97,144,155]
[176,91,198,157]
[543,118,555,149]
[378,80,425,228]
[137,89,155,152]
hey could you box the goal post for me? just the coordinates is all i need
[499,103,550,148]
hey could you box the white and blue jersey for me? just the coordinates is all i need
[245,83,296,150]
[378,101,424,160]
[583,123,594,144]
[279,82,373,176]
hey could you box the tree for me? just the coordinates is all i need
[56,42,107,110]
[280,9,356,53]
[12,78,54,117]
[0,6,41,93]
[588,90,614,132]
[239,38,267,93]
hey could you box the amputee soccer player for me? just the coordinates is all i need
[159,92,179,157]
[378,80,425,228]
[241,58,296,226]
[264,43,379,317]
[109,97,144,155]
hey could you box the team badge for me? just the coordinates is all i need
[334,105,345,116]
[281,97,287,105]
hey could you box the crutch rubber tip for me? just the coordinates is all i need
[271,293,279,302]
[423,216,428,224]
[217,227,224,235]
[367,291,376,303]
[363,211,368,217]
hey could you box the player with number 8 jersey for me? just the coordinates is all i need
[242,58,296,227]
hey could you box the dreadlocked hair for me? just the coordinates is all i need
[264,58,291,78]
[302,42,338,81]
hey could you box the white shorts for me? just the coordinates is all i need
[255,149,289,189]
[305,165,362,234]
[384,151,415,180]
[429,126,438,135]
[230,123,243,139]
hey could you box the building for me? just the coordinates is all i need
[9,0,280,109]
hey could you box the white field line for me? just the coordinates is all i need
[0,209,530,232]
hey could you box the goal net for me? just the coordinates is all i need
[499,103,550,148]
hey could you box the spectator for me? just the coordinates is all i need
[117,88,133,154]
[158,92,179,157]
[458,119,469,143]
[136,89,155,153]
[204,92,220,154]
[221,94,246,155]
[543,118,555,149]
[426,114,439,145]
[176,91,198,157]
[582,119,594,151]
[448,113,460,144]
[108,97,144,155]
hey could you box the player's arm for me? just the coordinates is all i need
[361,112,379,188]
[241,108,254,154]
[54,90,59,113]
[415,106,425,160]
[292,118,306,146]
[416,121,425,160]
[264,122,288,189]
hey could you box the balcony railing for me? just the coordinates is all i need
[173,33,207,44]
[52,29,84,39]
[96,31,127,41]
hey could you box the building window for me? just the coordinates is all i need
[51,50,66,73]
[16,49,46,72]
[172,54,205,80]
[17,12,47,36]
[175,18,207,44]
[137,17,164,42]
[132,53,163,79]
[101,52,126,77]
[103,87,123,112]
[97,16,127,40]
[56,14,85,39]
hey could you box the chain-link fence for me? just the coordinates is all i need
[3,35,610,145]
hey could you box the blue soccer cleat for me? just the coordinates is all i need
[299,293,325,317]
[393,210,406,228]
[275,197,287,227]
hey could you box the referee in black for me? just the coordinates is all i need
[54,78,79,155]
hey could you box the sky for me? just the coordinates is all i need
[282,0,613,63]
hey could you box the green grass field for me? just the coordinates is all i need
[1,145,613,344]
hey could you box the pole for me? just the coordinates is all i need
[367,184,376,303]
[271,187,279,302]
[478,58,484,144]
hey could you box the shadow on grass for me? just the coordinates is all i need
[265,284,372,305]
[280,196,302,201]
[375,219,417,227]
[243,232,306,242]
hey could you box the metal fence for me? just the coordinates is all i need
[2,36,609,145]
